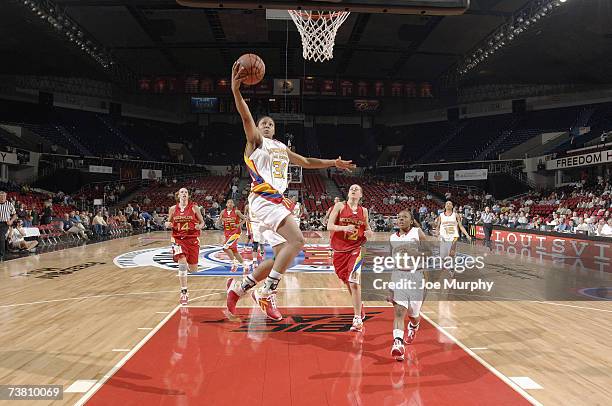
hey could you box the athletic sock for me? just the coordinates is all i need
[393,328,404,343]
[178,263,188,290]
[261,270,282,294]
[181,288,187,294]
[238,274,257,296]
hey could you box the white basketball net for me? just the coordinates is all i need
[288,10,350,62]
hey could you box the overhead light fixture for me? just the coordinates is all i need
[456,0,569,77]
[20,0,115,70]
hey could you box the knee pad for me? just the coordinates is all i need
[178,263,188,278]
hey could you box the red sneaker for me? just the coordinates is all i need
[224,278,241,321]
[391,339,405,361]
[251,289,283,321]
[179,291,189,306]
[405,328,417,345]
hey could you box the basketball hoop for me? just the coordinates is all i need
[288,10,350,62]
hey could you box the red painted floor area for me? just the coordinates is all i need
[86,307,531,406]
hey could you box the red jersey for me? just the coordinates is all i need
[331,203,367,252]
[221,208,241,235]
[172,202,200,239]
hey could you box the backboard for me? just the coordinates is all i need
[289,165,303,184]
[176,0,470,15]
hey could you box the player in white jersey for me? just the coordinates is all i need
[389,210,431,361]
[226,61,355,322]
[435,200,471,260]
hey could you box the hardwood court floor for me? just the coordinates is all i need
[0,231,610,405]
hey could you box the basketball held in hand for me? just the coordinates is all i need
[236,53,265,86]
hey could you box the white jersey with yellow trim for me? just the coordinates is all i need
[246,137,290,194]
[439,211,459,241]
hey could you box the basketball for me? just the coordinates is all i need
[236,53,265,86]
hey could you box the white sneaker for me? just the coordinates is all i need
[350,316,363,332]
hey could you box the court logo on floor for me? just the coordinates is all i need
[113,244,334,276]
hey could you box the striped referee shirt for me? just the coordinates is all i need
[480,212,494,224]
[0,201,16,222]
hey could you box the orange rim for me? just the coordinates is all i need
[291,10,348,20]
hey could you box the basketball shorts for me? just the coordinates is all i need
[391,269,424,317]
[223,232,241,251]
[173,238,200,265]
[252,222,286,247]
[248,193,293,233]
[332,248,363,284]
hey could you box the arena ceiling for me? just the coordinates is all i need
[0,0,611,86]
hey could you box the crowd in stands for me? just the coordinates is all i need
[441,177,612,237]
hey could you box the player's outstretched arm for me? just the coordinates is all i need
[231,62,262,148]
[287,149,356,171]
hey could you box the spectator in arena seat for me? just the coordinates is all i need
[125,203,134,217]
[62,213,87,239]
[575,218,589,233]
[30,207,39,226]
[152,211,165,230]
[555,217,570,232]
[7,220,38,252]
[70,211,88,239]
[517,211,529,228]
[599,218,612,237]
[129,211,142,229]
[140,211,152,231]
[231,184,239,201]
[92,211,108,236]
[499,213,509,226]
[116,210,132,231]
[41,200,54,225]
[507,211,517,228]
[23,215,33,227]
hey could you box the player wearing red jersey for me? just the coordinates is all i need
[218,199,247,273]
[327,184,373,332]
[165,188,204,305]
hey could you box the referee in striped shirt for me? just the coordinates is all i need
[0,191,17,260]
[480,206,494,250]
